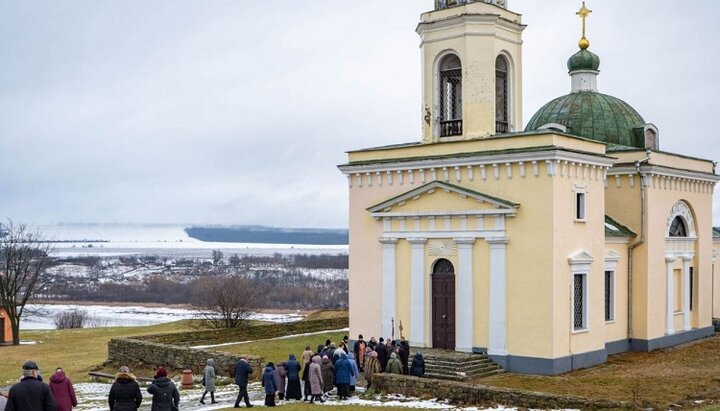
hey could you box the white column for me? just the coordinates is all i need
[454,237,476,353]
[682,255,693,331]
[380,238,398,339]
[487,237,509,356]
[408,238,427,347]
[666,256,676,335]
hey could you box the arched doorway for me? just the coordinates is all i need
[432,258,456,350]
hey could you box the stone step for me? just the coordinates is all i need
[425,363,501,375]
[423,371,467,381]
[424,358,494,368]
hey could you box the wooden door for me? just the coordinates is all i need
[0,317,5,343]
[432,259,456,350]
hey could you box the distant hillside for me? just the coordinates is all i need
[184,225,348,245]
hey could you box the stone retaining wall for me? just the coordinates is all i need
[372,374,631,410]
[108,338,262,379]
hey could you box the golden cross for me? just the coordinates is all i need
[576,2,592,39]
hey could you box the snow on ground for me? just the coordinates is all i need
[72,382,526,411]
[191,328,350,349]
[22,304,304,330]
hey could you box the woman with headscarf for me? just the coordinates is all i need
[364,350,382,390]
[308,356,325,404]
[386,352,403,375]
[273,361,287,401]
[261,362,277,407]
[346,352,360,395]
[199,358,217,405]
[320,355,335,395]
[285,354,302,400]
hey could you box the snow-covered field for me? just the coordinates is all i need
[72,382,524,411]
[22,304,304,330]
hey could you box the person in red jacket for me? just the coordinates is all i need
[49,368,78,411]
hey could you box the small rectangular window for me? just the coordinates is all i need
[575,192,586,221]
[573,273,586,330]
[689,267,694,311]
[604,270,614,321]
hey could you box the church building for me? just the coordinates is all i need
[339,0,719,375]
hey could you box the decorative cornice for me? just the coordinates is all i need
[608,165,719,184]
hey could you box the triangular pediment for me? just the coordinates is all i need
[568,251,594,265]
[367,181,519,217]
[604,251,621,261]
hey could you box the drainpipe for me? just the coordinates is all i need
[627,149,651,341]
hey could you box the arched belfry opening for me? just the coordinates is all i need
[439,54,463,138]
[669,216,688,238]
[431,258,456,350]
[495,55,510,133]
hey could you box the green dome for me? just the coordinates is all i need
[525,91,646,147]
[567,49,600,72]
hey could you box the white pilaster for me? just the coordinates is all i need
[488,237,509,356]
[666,256,676,335]
[682,255,693,331]
[454,237,476,353]
[408,238,427,347]
[380,238,398,339]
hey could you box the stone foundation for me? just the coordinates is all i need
[372,374,631,410]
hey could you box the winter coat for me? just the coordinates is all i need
[321,357,335,392]
[327,347,337,364]
[286,355,301,381]
[339,340,349,353]
[333,353,355,385]
[410,353,425,377]
[203,359,216,392]
[273,362,287,394]
[301,350,314,366]
[4,377,55,411]
[234,360,253,387]
[308,357,324,395]
[375,343,389,371]
[147,377,180,411]
[364,353,382,383]
[346,352,360,386]
[49,370,77,411]
[368,340,378,350]
[108,373,142,411]
[386,352,403,374]
[262,365,276,395]
[398,343,409,374]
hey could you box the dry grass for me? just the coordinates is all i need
[0,320,195,385]
[480,334,720,408]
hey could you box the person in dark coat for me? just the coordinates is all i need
[339,335,350,353]
[233,357,254,408]
[200,358,217,405]
[352,334,366,371]
[49,368,77,411]
[301,356,311,402]
[327,343,337,364]
[108,366,142,411]
[320,356,334,395]
[261,363,276,407]
[333,352,355,400]
[4,360,55,411]
[386,352,403,374]
[398,338,410,375]
[147,368,179,411]
[375,337,389,372]
[285,354,302,400]
[410,352,426,377]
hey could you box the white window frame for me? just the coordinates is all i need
[604,251,620,324]
[569,251,593,333]
[573,183,588,223]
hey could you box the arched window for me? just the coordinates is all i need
[439,54,462,137]
[495,55,509,133]
[432,258,455,274]
[669,216,688,237]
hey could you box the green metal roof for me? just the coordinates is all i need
[568,49,600,72]
[525,91,646,148]
[605,215,636,238]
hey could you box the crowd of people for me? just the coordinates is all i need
[2,334,426,410]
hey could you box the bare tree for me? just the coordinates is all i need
[0,221,54,345]
[54,309,89,329]
[191,272,260,329]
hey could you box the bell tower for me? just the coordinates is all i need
[418,0,525,143]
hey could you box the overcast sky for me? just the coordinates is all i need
[1,1,718,228]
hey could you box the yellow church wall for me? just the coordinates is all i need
[713,238,720,318]
[611,151,714,174]
[604,242,630,344]
[550,175,607,358]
